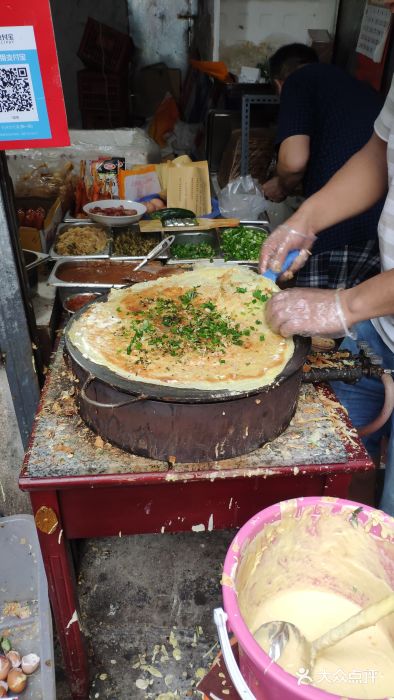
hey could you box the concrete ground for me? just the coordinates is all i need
[0,378,234,699]
[55,529,236,700]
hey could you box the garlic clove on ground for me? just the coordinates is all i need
[6,650,21,668]
[0,656,11,681]
[0,680,7,697]
[7,667,27,693]
[21,652,40,674]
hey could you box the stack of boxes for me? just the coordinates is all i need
[77,17,134,128]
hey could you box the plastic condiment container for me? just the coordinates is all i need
[0,515,55,699]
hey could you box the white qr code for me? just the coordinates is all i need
[0,64,38,123]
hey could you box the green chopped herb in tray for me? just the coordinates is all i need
[171,242,216,259]
[220,225,269,261]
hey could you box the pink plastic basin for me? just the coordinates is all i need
[222,496,394,700]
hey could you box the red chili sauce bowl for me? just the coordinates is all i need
[63,292,102,315]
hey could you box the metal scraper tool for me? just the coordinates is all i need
[133,235,175,272]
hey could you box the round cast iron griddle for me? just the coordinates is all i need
[64,292,310,404]
[63,282,310,461]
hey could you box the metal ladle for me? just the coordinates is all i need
[255,592,394,675]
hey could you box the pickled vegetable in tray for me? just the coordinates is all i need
[112,229,160,257]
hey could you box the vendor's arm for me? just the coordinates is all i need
[262,135,309,202]
[259,132,388,274]
[265,270,394,338]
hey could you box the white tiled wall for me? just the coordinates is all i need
[219,0,339,48]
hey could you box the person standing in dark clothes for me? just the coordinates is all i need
[262,43,385,289]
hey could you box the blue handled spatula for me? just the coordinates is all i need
[261,249,300,282]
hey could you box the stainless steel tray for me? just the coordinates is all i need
[164,222,271,266]
[49,221,111,260]
[63,210,92,223]
[110,228,169,260]
[165,229,223,265]
[217,221,271,265]
[47,258,170,291]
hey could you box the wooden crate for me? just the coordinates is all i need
[78,17,133,74]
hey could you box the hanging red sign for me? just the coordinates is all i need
[0,0,69,149]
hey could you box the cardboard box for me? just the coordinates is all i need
[308,29,334,64]
[17,196,63,252]
[19,226,42,252]
[239,66,261,83]
[134,63,181,117]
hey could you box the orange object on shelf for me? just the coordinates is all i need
[148,94,180,147]
[190,59,230,82]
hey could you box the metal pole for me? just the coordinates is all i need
[0,152,40,447]
[241,94,280,177]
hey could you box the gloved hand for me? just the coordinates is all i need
[265,287,356,339]
[259,222,317,277]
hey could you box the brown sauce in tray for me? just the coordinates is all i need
[55,260,185,284]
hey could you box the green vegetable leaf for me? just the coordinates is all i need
[0,637,11,653]
[180,287,199,306]
[252,289,269,303]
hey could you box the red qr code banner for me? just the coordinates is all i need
[0,0,69,149]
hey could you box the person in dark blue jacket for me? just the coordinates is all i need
[262,43,385,288]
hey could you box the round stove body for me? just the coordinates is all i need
[64,294,310,463]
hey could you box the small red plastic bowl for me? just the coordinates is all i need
[63,292,102,315]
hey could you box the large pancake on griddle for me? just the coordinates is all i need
[68,266,294,392]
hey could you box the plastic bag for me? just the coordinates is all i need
[218,175,268,220]
[6,128,161,198]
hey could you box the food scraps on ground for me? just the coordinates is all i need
[0,638,40,697]
[54,226,108,256]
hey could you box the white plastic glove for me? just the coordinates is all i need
[259,223,317,277]
[265,287,356,339]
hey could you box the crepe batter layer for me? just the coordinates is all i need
[68,266,294,391]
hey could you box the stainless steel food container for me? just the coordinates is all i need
[217,221,271,265]
[47,258,173,303]
[110,227,169,261]
[63,210,92,223]
[165,230,223,265]
[49,221,111,260]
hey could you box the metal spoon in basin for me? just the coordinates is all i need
[254,592,394,674]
